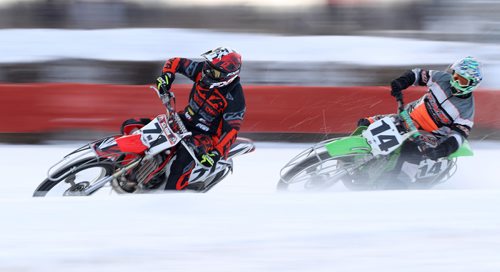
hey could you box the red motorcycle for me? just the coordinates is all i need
[33,87,255,197]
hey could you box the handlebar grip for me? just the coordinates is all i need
[396,97,405,113]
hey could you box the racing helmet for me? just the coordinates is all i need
[449,56,483,96]
[200,47,242,88]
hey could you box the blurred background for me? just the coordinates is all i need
[1,0,500,85]
[1,0,500,141]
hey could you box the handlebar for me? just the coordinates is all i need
[149,85,190,134]
[150,86,175,111]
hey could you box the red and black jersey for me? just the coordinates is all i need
[162,57,245,157]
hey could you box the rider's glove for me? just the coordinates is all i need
[156,72,175,95]
[423,137,459,161]
[357,118,372,127]
[390,70,416,100]
[390,79,404,100]
[199,150,221,167]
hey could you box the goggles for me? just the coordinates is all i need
[452,72,473,88]
[203,63,227,80]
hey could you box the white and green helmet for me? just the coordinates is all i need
[449,56,483,95]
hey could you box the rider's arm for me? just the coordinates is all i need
[213,85,246,157]
[162,58,204,82]
[411,69,434,86]
[393,68,434,89]
[391,69,417,92]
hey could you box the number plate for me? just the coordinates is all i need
[362,117,404,156]
[140,115,181,156]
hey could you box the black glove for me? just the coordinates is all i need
[390,79,405,99]
[423,137,459,161]
[390,70,415,99]
[198,150,221,167]
[156,72,175,94]
[357,118,371,127]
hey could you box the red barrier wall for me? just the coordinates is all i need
[1,83,499,134]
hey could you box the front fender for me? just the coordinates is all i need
[325,136,371,157]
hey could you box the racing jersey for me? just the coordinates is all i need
[407,69,474,146]
[162,57,246,157]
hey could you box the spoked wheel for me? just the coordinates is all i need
[33,158,115,197]
[278,152,369,192]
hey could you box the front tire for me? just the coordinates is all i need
[278,152,367,192]
[33,158,115,197]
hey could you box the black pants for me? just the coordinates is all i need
[164,144,196,190]
[164,133,215,190]
[382,140,423,189]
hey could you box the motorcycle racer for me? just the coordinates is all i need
[358,56,482,183]
[121,47,245,190]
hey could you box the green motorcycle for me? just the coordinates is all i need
[278,98,474,192]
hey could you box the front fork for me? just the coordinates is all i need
[82,158,142,195]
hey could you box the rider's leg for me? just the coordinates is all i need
[390,141,422,187]
[164,133,215,191]
[164,144,195,190]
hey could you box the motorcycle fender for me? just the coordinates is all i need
[449,140,474,158]
[325,136,371,157]
[116,134,148,154]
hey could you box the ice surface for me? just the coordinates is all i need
[0,141,499,272]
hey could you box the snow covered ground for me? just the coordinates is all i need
[1,140,499,272]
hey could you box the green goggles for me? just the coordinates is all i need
[451,72,475,94]
[452,72,472,87]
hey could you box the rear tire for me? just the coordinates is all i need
[33,158,115,197]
